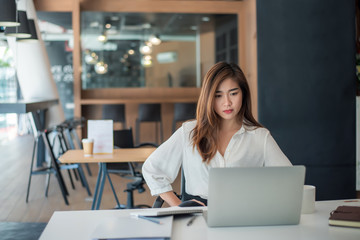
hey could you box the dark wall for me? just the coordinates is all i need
[257,0,356,200]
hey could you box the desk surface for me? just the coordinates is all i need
[59,148,156,164]
[40,199,360,240]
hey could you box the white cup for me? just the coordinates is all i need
[82,138,94,157]
[301,185,316,214]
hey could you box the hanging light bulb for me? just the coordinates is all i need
[141,55,153,67]
[139,43,152,55]
[97,33,107,43]
[95,61,108,74]
[84,51,98,64]
[149,34,161,45]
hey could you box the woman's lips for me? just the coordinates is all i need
[223,109,233,114]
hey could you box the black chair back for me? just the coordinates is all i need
[114,128,135,148]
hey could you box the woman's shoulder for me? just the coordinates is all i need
[181,119,197,131]
[244,125,270,135]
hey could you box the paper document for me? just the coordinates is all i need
[87,120,113,154]
[131,206,205,217]
[91,215,173,240]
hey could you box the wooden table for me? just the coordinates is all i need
[59,148,156,210]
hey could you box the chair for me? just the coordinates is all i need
[25,124,92,204]
[172,103,197,133]
[62,117,92,176]
[106,128,158,208]
[102,104,126,129]
[50,125,92,195]
[135,103,163,145]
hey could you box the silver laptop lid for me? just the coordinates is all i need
[207,166,306,227]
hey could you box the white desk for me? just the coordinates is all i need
[40,200,360,240]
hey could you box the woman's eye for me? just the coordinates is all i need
[215,94,222,98]
[230,92,238,96]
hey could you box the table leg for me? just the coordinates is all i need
[106,170,121,208]
[95,163,108,210]
[91,163,103,210]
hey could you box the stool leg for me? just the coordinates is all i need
[26,137,38,203]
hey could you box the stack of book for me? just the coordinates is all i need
[329,205,360,228]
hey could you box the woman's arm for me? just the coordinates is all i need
[264,131,292,166]
[160,191,206,207]
[142,124,189,197]
[160,191,182,206]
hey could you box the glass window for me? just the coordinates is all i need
[80,12,237,89]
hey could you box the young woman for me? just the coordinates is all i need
[142,62,291,207]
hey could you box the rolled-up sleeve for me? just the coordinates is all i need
[142,127,185,196]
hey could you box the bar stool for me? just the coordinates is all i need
[102,104,126,129]
[135,103,163,145]
[172,102,197,132]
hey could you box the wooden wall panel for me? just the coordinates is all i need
[34,0,74,11]
[80,0,242,13]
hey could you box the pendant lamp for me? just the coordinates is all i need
[5,10,31,38]
[17,19,38,42]
[0,0,20,27]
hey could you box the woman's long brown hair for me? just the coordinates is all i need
[191,62,262,164]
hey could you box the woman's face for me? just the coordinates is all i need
[214,78,243,122]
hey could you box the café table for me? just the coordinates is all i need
[59,148,156,210]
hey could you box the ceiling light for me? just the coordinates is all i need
[110,16,119,21]
[149,34,161,45]
[0,0,20,27]
[90,21,99,28]
[84,51,98,64]
[139,43,152,55]
[201,17,210,22]
[128,49,135,55]
[97,34,107,42]
[95,61,108,74]
[142,23,151,29]
[17,19,38,42]
[5,11,31,38]
[141,55,153,67]
[105,23,111,29]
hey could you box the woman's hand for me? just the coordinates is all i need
[190,199,206,206]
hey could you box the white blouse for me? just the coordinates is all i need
[142,120,292,199]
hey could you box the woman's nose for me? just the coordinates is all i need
[223,95,231,106]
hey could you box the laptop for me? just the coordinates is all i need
[205,166,306,227]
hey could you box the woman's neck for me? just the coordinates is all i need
[219,119,242,132]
